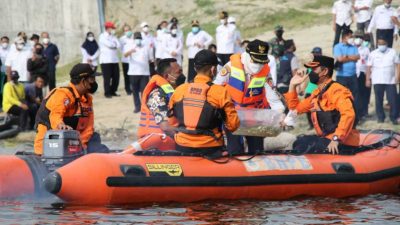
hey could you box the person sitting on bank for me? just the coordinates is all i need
[34,63,109,155]
[284,55,360,154]
[2,71,29,130]
[168,50,240,155]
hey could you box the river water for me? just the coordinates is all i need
[0,194,399,224]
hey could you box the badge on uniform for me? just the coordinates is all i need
[220,67,228,76]
[64,99,70,106]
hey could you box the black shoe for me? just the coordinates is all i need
[105,94,112,98]
[112,93,120,97]
[126,92,132,96]
[133,109,140,113]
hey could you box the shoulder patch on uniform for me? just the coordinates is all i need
[220,66,230,76]
[64,98,70,106]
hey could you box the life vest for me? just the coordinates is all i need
[310,81,356,137]
[35,87,89,131]
[171,82,224,141]
[226,54,270,108]
[137,75,174,138]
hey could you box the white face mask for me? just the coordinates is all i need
[242,52,263,74]
[378,45,387,52]
[347,38,354,45]
[354,38,362,46]
[1,43,8,49]
[87,36,95,42]
[16,43,25,50]
[29,40,35,46]
[42,38,50,45]
[220,19,226,25]
[142,27,149,33]
[171,29,177,35]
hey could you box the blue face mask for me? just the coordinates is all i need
[192,26,200,34]
[378,45,387,53]
[135,39,142,46]
[362,41,369,47]
[125,31,133,38]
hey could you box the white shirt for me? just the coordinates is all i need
[367,48,399,84]
[141,32,155,61]
[163,35,183,66]
[354,0,373,23]
[233,28,242,54]
[268,55,277,86]
[5,48,32,82]
[368,5,398,32]
[216,24,236,54]
[186,30,213,59]
[332,0,353,26]
[356,45,370,76]
[98,32,120,64]
[81,48,100,67]
[0,46,10,73]
[155,30,169,59]
[119,35,132,63]
[125,40,151,76]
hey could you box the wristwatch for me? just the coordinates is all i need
[332,135,339,142]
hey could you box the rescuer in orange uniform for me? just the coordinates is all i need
[168,49,240,155]
[34,63,109,155]
[124,58,183,153]
[214,39,276,155]
[284,55,360,154]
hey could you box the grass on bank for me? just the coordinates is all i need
[303,0,333,9]
[55,58,81,85]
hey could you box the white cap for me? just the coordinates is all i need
[140,22,149,28]
[227,16,236,23]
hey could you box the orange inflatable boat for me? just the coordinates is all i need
[44,130,400,205]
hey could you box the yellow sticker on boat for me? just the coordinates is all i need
[146,164,183,176]
[243,155,313,172]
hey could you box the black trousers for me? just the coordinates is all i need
[356,72,371,119]
[48,70,56,91]
[357,20,374,49]
[333,23,351,47]
[188,58,196,82]
[7,105,28,130]
[122,63,132,94]
[376,29,394,48]
[224,127,264,155]
[373,84,398,122]
[100,63,120,96]
[305,93,313,128]
[129,75,149,110]
[293,135,359,153]
[217,54,232,66]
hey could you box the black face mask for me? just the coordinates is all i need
[176,74,186,86]
[276,31,283,39]
[309,70,320,84]
[87,80,98,94]
[36,48,43,55]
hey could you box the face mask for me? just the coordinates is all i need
[171,29,177,35]
[308,70,320,84]
[1,43,8,49]
[362,41,369,47]
[87,36,95,42]
[162,28,168,33]
[192,27,200,34]
[29,40,35,46]
[248,62,263,74]
[42,38,50,45]
[354,38,362,46]
[276,31,283,38]
[87,80,98,94]
[175,74,186,86]
[384,3,391,8]
[220,19,226,25]
[111,29,116,35]
[125,31,133,38]
[36,48,43,55]
[142,27,149,33]
[347,38,354,45]
[135,39,142,46]
[16,44,25,50]
[378,45,387,52]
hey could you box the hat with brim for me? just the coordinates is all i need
[246,39,270,64]
[304,55,334,69]
[70,63,100,80]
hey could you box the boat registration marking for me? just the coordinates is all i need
[146,163,183,176]
[243,155,313,172]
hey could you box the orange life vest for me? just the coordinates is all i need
[226,54,270,108]
[171,82,224,142]
[137,75,174,138]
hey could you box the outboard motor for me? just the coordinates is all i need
[41,130,84,171]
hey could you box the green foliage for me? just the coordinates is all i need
[303,0,333,9]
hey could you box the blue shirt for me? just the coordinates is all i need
[43,43,59,72]
[333,43,358,77]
